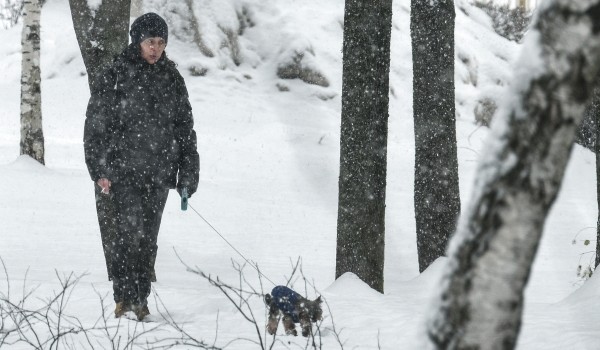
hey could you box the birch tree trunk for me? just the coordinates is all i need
[518,0,528,10]
[426,0,600,348]
[335,0,392,293]
[20,0,44,165]
[595,87,600,269]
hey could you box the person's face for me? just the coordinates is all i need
[140,37,166,64]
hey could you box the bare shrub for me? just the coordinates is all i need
[176,253,346,350]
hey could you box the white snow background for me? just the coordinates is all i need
[1,0,600,349]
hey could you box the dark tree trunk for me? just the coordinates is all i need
[69,0,131,282]
[411,0,460,273]
[68,0,131,90]
[426,0,600,348]
[335,0,392,293]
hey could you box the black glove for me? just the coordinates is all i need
[177,178,197,198]
[177,162,199,198]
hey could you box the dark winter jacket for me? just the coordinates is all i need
[271,285,302,322]
[84,44,199,195]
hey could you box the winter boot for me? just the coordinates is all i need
[114,302,130,318]
[132,304,150,321]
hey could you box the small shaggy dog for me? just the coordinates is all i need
[264,285,323,337]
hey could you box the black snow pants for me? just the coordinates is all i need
[94,185,118,280]
[94,185,159,282]
[107,183,169,305]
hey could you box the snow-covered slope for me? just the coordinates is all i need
[1,0,599,349]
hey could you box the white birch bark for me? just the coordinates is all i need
[426,0,600,348]
[20,0,44,165]
[518,0,528,10]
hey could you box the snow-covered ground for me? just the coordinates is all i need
[1,0,599,348]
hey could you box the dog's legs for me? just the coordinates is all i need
[282,315,297,336]
[300,317,312,337]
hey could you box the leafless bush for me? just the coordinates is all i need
[176,252,346,350]
[88,287,169,350]
[0,256,207,350]
[149,289,222,350]
[1,253,347,349]
[0,256,92,349]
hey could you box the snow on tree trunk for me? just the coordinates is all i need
[20,0,44,165]
[335,0,392,293]
[184,0,215,58]
[69,0,131,91]
[595,87,600,269]
[131,0,142,17]
[426,0,600,348]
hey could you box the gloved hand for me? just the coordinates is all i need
[177,179,197,198]
[177,167,198,198]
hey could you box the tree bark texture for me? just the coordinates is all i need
[518,0,528,10]
[335,0,392,293]
[69,0,130,283]
[69,0,131,90]
[20,0,44,165]
[427,0,600,348]
[411,0,460,273]
[595,86,600,269]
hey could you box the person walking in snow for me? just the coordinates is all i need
[84,12,199,321]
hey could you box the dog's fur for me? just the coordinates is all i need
[264,285,323,337]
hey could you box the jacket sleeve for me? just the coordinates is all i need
[174,73,200,196]
[83,67,117,182]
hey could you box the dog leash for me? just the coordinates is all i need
[186,201,277,286]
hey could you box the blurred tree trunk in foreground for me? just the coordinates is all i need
[426,0,600,348]
[20,0,44,164]
[595,86,600,269]
[335,0,392,293]
[411,0,461,273]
